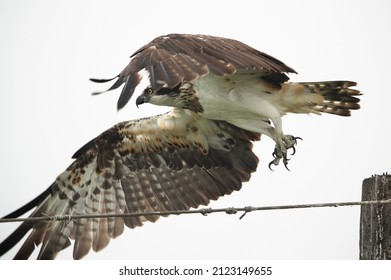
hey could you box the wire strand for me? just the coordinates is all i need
[1,199,390,224]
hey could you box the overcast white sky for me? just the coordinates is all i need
[0,0,390,260]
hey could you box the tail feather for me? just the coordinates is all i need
[300,81,361,116]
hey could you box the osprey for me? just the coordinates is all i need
[0,33,360,259]
[92,33,361,168]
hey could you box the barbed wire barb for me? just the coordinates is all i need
[1,199,391,224]
[239,206,254,220]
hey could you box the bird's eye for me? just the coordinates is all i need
[147,88,154,95]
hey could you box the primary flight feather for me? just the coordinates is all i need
[0,109,259,259]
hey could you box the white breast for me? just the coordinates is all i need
[192,72,284,133]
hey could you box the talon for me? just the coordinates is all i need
[268,161,275,171]
[291,145,296,155]
[272,147,283,160]
[283,158,290,171]
[268,156,281,171]
[268,134,303,170]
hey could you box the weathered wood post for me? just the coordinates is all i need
[360,174,391,259]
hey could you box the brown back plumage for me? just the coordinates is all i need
[91,33,297,110]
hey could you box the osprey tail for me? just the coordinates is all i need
[299,81,361,116]
[278,80,361,116]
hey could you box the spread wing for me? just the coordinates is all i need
[0,109,259,259]
[91,33,297,109]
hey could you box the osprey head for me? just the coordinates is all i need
[136,84,204,113]
[136,85,180,108]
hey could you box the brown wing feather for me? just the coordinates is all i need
[1,109,259,259]
[91,33,297,109]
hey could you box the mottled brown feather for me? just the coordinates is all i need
[90,33,296,109]
[1,109,259,259]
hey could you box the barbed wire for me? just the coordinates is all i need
[1,199,391,224]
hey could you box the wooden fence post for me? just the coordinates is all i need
[360,174,391,259]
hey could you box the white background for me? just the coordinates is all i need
[0,0,390,260]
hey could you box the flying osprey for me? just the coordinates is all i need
[0,33,360,259]
[93,33,361,167]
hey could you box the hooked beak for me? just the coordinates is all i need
[136,94,149,108]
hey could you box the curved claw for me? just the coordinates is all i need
[269,135,302,170]
[268,155,282,171]
[288,136,302,155]
[268,161,275,171]
[291,145,296,155]
[283,158,290,171]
